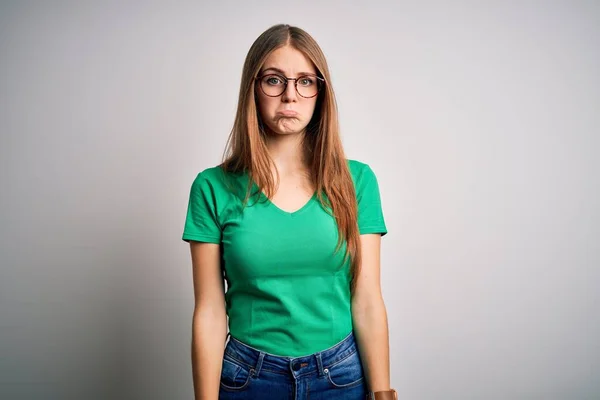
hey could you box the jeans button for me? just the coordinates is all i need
[292,363,301,371]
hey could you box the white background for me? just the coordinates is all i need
[1,1,598,399]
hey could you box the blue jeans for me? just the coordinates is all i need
[219,331,368,399]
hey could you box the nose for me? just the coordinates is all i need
[281,80,298,103]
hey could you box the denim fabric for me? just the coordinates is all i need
[219,330,368,400]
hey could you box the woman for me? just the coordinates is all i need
[183,24,396,400]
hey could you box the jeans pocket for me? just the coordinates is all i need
[324,349,365,389]
[220,356,254,391]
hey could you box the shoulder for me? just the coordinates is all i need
[192,165,243,187]
[346,159,387,233]
[190,165,248,201]
[194,165,227,182]
[189,166,229,196]
[346,159,378,184]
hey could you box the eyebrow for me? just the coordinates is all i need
[261,67,317,76]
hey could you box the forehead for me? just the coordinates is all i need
[261,45,316,74]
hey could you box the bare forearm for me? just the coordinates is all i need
[352,299,391,392]
[192,308,228,400]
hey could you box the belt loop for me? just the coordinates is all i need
[315,352,324,376]
[253,351,265,378]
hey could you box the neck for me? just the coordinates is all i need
[265,130,311,176]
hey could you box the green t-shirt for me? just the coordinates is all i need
[182,159,387,357]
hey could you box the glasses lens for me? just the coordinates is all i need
[296,75,320,98]
[259,74,321,97]
[260,74,286,96]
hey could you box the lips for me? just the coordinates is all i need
[278,110,298,117]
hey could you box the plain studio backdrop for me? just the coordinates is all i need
[0,1,598,399]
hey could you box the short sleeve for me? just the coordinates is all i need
[182,172,222,243]
[356,164,388,236]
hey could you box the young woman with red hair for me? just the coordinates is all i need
[183,24,395,400]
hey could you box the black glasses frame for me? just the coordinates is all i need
[255,73,326,98]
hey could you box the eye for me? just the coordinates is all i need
[264,75,284,86]
[298,76,315,86]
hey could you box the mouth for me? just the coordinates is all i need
[278,110,299,117]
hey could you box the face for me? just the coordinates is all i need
[255,45,319,137]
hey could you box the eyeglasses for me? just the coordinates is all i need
[255,73,325,98]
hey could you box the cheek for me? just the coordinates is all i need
[257,95,277,118]
[303,99,318,118]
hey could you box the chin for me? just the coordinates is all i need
[269,123,307,136]
[276,128,306,136]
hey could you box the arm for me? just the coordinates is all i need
[190,241,228,400]
[351,233,391,393]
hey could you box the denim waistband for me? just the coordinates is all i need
[224,331,358,378]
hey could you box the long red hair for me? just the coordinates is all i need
[220,24,362,293]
